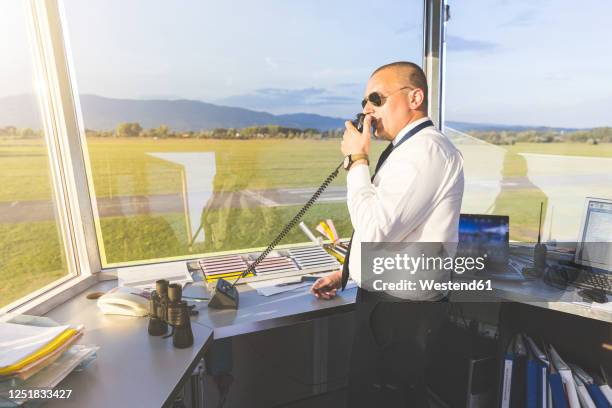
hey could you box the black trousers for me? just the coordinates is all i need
[346,288,449,408]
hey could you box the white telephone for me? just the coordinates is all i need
[97,287,149,317]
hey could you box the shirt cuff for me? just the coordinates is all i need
[346,164,371,196]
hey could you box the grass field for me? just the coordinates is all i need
[0,138,389,202]
[2,137,612,308]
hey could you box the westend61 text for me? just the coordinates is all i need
[372,279,493,292]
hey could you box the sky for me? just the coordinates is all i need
[1,0,611,128]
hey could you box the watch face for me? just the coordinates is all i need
[343,155,351,170]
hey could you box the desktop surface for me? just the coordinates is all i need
[32,249,609,408]
[43,281,214,408]
[189,281,357,338]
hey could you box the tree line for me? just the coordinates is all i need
[89,123,346,140]
[1,123,611,144]
[465,127,612,145]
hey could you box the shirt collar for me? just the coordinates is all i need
[391,116,432,146]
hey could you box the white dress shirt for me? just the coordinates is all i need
[346,117,464,298]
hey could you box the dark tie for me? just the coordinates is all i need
[341,143,393,289]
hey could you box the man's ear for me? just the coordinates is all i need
[409,88,425,110]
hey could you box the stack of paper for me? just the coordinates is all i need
[0,322,84,381]
[248,277,312,296]
[0,344,98,406]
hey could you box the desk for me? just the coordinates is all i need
[191,283,357,338]
[35,263,608,407]
[32,279,356,408]
[191,271,609,337]
[42,281,214,408]
[451,276,611,323]
[492,279,611,323]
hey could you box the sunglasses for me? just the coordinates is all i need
[361,86,413,109]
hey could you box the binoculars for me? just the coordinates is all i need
[148,279,195,348]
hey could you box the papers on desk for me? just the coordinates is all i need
[248,277,356,297]
[0,344,98,406]
[118,262,193,289]
[23,344,96,389]
[0,320,97,406]
[0,322,86,381]
[248,277,311,296]
[0,323,69,368]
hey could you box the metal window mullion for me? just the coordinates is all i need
[26,0,101,277]
[423,0,446,130]
[25,0,80,281]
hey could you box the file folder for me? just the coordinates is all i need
[586,384,612,408]
[0,327,79,377]
[549,345,580,408]
[549,372,569,408]
[526,358,539,408]
[544,345,568,408]
[570,364,611,408]
[510,335,527,408]
[501,353,514,408]
[574,374,597,408]
[593,368,612,407]
[500,340,515,408]
[524,335,550,408]
[602,384,612,407]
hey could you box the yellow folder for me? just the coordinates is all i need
[0,328,79,376]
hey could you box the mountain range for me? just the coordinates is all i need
[0,94,581,133]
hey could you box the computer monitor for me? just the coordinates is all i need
[458,214,509,266]
[575,197,612,272]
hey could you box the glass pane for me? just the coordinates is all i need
[0,2,71,308]
[445,0,612,242]
[63,0,424,265]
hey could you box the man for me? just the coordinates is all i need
[311,61,464,407]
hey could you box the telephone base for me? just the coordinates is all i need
[208,278,239,309]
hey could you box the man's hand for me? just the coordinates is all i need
[341,115,373,156]
[311,270,342,300]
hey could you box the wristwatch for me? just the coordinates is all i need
[343,153,369,170]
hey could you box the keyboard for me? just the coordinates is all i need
[569,270,612,295]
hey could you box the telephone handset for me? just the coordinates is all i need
[353,113,377,134]
[97,286,150,316]
[208,114,370,309]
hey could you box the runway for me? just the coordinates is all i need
[0,186,348,223]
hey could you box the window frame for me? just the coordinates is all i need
[1,0,101,316]
[2,0,446,316]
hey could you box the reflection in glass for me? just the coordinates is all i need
[0,2,70,308]
[444,0,612,242]
[63,0,424,265]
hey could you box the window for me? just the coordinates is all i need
[0,2,73,308]
[444,0,612,242]
[62,0,425,266]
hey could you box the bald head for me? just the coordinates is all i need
[371,61,428,113]
[362,61,429,141]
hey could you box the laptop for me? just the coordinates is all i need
[457,214,525,281]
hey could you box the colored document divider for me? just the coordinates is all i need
[0,328,80,377]
[9,331,83,381]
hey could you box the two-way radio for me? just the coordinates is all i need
[534,201,548,272]
[208,114,371,309]
[523,201,548,279]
